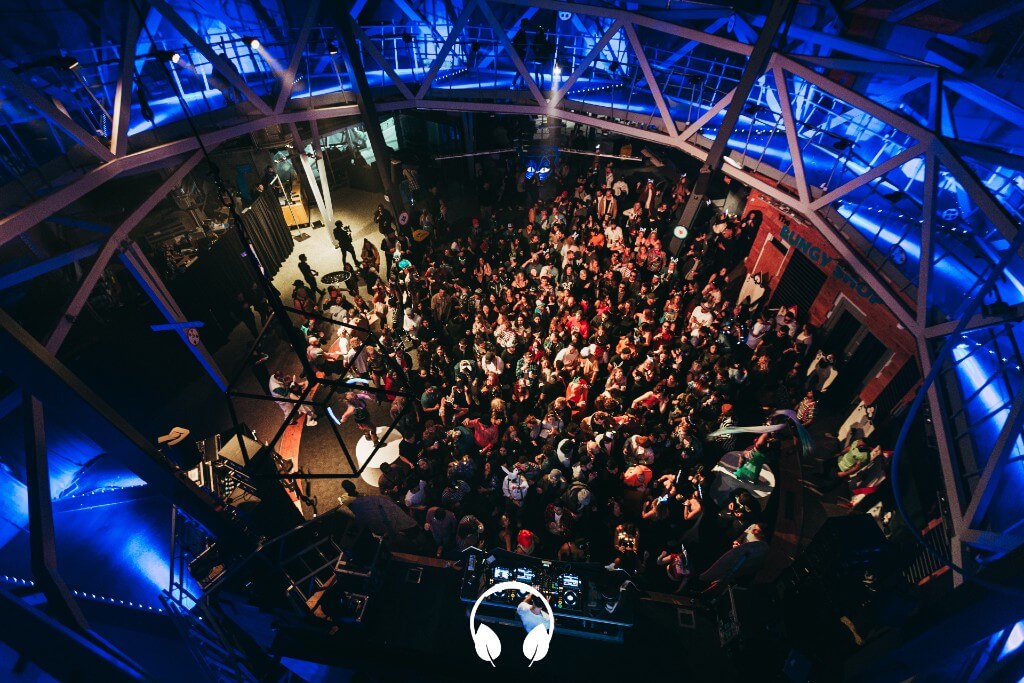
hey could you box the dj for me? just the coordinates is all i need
[517,587,551,634]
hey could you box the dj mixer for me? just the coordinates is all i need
[460,548,636,642]
[486,564,584,612]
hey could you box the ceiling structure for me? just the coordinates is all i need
[0,0,1022,579]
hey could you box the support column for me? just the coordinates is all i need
[0,587,144,682]
[678,0,796,232]
[462,112,475,177]
[310,118,335,225]
[288,123,329,228]
[23,393,89,633]
[119,242,228,391]
[334,10,404,217]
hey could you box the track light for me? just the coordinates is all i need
[327,42,339,55]
[58,55,79,71]
[243,36,260,49]
[151,49,180,64]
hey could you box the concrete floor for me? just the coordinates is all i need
[270,187,383,297]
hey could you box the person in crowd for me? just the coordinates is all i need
[334,220,358,266]
[424,506,456,557]
[796,390,818,425]
[292,280,315,315]
[297,253,321,295]
[269,371,317,426]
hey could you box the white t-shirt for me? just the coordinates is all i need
[502,472,529,504]
[482,356,506,376]
[555,346,580,369]
[689,306,713,328]
[404,480,427,507]
[605,225,624,246]
[517,601,549,634]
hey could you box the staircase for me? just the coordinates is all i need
[161,596,260,683]
[902,517,953,587]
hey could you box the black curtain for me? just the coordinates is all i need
[167,227,259,348]
[240,190,293,278]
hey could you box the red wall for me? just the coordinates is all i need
[743,192,918,406]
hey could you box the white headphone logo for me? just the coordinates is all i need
[469,581,555,666]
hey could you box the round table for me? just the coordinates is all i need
[353,427,403,487]
[321,270,352,285]
[710,450,776,506]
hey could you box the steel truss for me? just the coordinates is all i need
[0,0,1021,574]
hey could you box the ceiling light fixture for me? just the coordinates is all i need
[151,49,180,64]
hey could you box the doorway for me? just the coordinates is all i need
[820,298,890,410]
[767,248,827,315]
[819,309,861,357]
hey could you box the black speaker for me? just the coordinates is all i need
[799,515,887,577]
[244,445,305,536]
[778,515,888,615]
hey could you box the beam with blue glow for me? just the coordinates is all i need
[0,242,102,291]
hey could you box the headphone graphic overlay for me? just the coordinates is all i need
[469,581,555,666]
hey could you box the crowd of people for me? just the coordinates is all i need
[277,153,880,593]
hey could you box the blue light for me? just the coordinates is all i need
[536,157,552,181]
[1002,621,1024,660]
[953,343,1007,420]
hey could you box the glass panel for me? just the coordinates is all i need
[786,72,919,197]
[948,324,1024,534]
[942,85,1024,155]
[789,59,934,129]
[817,155,926,307]
[960,154,1024,228]
[632,24,747,134]
[925,159,1024,324]
[722,70,794,191]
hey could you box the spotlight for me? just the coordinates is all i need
[402,32,412,44]
[151,49,179,63]
[327,42,339,55]
[553,63,562,75]
[831,138,854,151]
[58,55,80,71]
[469,40,480,53]
[243,36,260,49]
[609,60,620,71]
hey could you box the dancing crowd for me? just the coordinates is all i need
[285,155,869,593]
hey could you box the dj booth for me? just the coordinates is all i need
[459,548,636,642]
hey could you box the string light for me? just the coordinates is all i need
[0,575,164,612]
